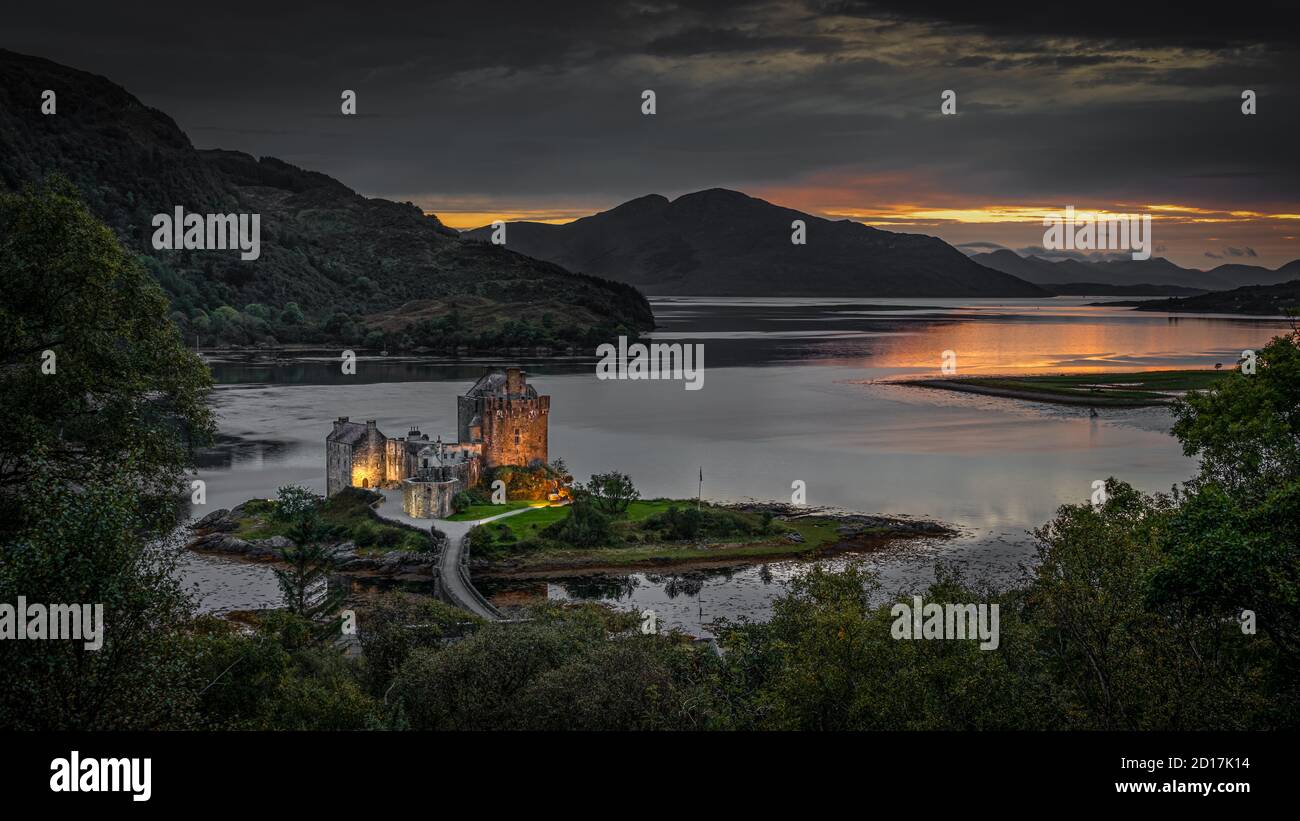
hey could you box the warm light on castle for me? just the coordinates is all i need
[325,367,549,518]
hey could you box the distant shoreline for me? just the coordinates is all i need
[898,369,1232,408]
[901,379,1163,407]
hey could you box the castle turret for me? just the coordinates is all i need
[506,367,525,396]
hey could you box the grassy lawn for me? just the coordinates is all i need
[485,504,572,539]
[469,499,880,571]
[444,500,535,521]
[932,369,1232,406]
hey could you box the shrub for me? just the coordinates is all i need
[643,505,758,541]
[352,521,378,547]
[452,490,479,513]
[543,501,614,548]
[399,531,430,553]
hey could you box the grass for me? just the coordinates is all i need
[231,488,429,553]
[444,500,535,521]
[915,368,1233,406]
[469,499,875,572]
[485,505,572,539]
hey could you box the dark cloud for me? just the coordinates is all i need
[2,0,1297,245]
[644,27,835,56]
[822,1,1300,48]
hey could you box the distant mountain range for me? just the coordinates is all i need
[465,189,1047,297]
[0,50,653,348]
[970,248,1300,292]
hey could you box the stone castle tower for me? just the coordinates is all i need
[457,367,549,468]
[325,366,549,516]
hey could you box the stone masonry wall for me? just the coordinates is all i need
[403,478,458,518]
[326,442,353,496]
[481,396,549,468]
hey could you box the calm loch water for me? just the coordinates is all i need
[181,297,1292,632]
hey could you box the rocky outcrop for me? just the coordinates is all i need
[835,515,952,539]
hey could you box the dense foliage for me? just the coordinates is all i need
[0,178,215,535]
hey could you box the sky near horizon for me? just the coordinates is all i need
[7,1,1300,269]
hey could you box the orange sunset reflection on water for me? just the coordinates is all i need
[850,304,1292,377]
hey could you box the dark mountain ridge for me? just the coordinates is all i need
[466,189,1047,297]
[0,49,653,350]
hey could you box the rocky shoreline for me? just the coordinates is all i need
[187,505,448,578]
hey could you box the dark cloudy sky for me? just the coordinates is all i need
[8,1,1300,267]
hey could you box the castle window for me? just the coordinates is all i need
[514,428,521,446]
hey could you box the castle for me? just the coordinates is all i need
[326,367,549,518]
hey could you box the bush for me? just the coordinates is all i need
[452,490,480,513]
[353,521,378,547]
[543,501,614,548]
[644,505,757,541]
[400,531,431,553]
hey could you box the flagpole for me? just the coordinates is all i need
[697,467,702,510]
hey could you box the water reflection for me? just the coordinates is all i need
[183,297,1293,631]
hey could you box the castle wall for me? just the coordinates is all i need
[349,443,383,489]
[326,442,353,497]
[384,439,419,485]
[457,396,477,444]
[403,478,459,518]
[439,443,482,487]
[481,395,549,468]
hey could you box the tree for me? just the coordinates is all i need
[274,515,343,627]
[1154,330,1300,668]
[357,595,479,698]
[0,464,200,729]
[1171,329,1300,501]
[279,301,306,325]
[0,177,215,536]
[1026,481,1244,729]
[272,484,324,522]
[580,471,640,515]
[393,605,606,730]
